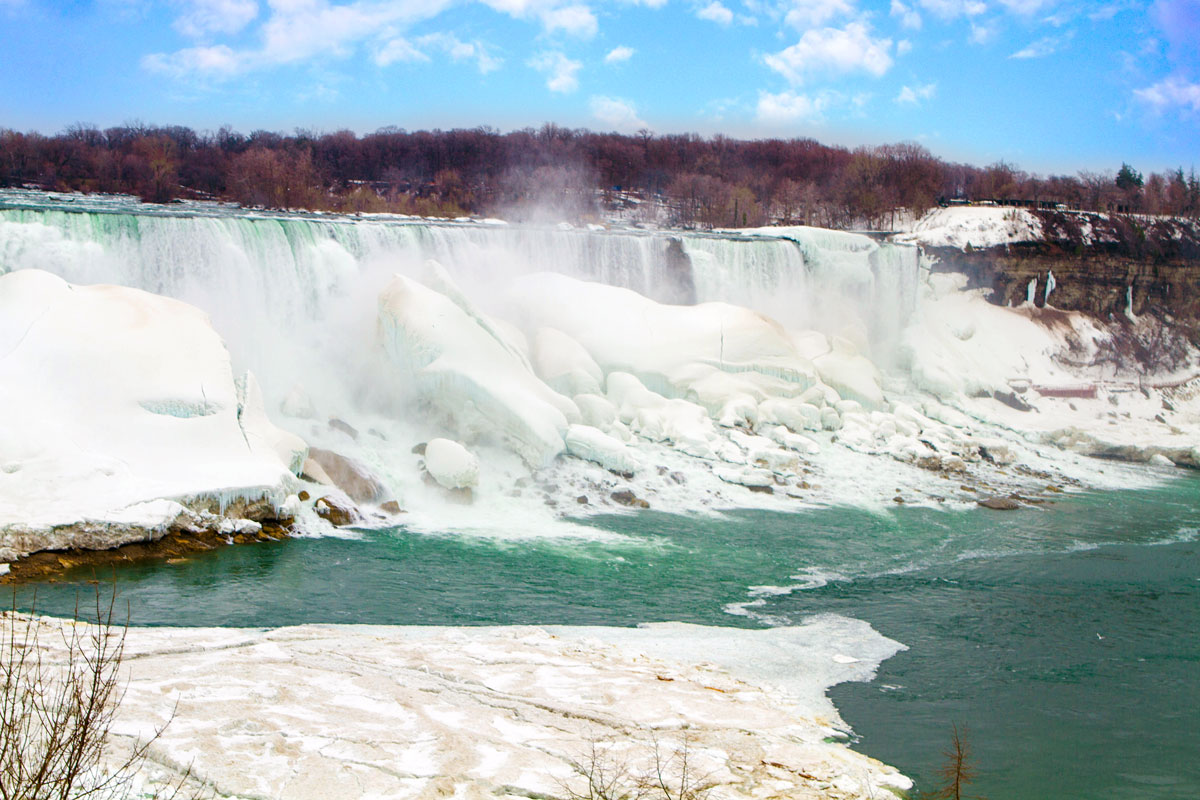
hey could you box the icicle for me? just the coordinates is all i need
[1044,270,1056,305]
[1026,277,1038,305]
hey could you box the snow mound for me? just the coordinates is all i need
[897,206,1043,250]
[377,274,571,468]
[0,270,301,547]
[424,438,480,490]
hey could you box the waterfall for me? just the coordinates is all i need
[0,192,922,399]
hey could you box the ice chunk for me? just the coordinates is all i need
[565,425,640,475]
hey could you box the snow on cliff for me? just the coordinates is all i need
[896,206,1043,250]
[0,270,303,553]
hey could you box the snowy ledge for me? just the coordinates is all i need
[35,616,912,800]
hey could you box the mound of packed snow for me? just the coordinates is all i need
[900,273,1107,400]
[424,438,480,490]
[0,270,303,558]
[378,270,577,468]
[507,273,828,414]
[896,206,1043,250]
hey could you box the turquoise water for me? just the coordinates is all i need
[16,476,1200,799]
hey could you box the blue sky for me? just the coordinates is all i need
[1,0,1197,173]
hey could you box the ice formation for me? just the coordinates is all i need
[0,269,302,560]
[1,194,1198,556]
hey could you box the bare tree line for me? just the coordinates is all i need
[2,122,1197,228]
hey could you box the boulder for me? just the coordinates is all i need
[307,447,388,504]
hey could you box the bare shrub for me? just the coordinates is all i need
[0,591,197,800]
[563,733,718,800]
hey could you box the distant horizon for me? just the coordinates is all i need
[2,0,1197,175]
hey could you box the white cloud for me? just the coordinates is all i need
[540,3,598,36]
[756,89,839,122]
[418,32,503,72]
[896,38,912,54]
[696,1,733,24]
[142,44,244,78]
[1010,33,1067,58]
[589,95,647,131]
[764,21,893,85]
[994,0,1056,13]
[604,45,635,63]
[375,36,430,65]
[895,81,936,104]
[782,0,853,29]
[1134,75,1200,113]
[172,0,259,38]
[529,50,581,92]
[481,0,599,37]
[620,0,668,6]
[917,0,985,19]
[968,21,996,44]
[890,0,922,29]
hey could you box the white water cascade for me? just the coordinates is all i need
[0,197,921,386]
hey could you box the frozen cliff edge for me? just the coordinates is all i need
[26,614,911,800]
[0,270,305,562]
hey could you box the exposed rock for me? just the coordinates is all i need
[992,389,1034,412]
[611,490,650,509]
[328,418,360,440]
[411,442,427,456]
[978,496,1021,510]
[314,495,358,527]
[576,495,589,505]
[307,447,388,504]
[380,500,403,514]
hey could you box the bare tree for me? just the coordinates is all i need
[1,591,199,800]
[929,723,984,800]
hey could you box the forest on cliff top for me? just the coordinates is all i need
[2,123,1198,229]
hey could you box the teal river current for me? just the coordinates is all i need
[16,477,1200,800]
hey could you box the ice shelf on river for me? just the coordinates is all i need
[16,613,911,800]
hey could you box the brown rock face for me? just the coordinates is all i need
[307,447,388,504]
[926,213,1200,354]
[978,496,1021,510]
[315,495,359,526]
[610,490,650,508]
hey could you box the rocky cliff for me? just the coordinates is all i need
[919,210,1200,361]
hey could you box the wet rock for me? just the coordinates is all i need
[610,490,650,509]
[978,495,1021,510]
[992,389,1033,412]
[315,495,359,526]
[298,490,310,502]
[328,418,359,440]
[380,500,403,514]
[576,495,589,505]
[308,447,388,504]
[747,484,774,495]
[411,442,427,456]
